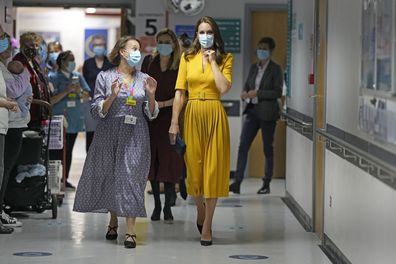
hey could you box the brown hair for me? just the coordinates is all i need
[258,37,276,50]
[47,41,63,52]
[184,16,226,65]
[108,35,141,66]
[151,28,180,71]
[56,50,73,70]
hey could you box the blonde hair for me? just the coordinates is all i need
[152,28,180,71]
[20,32,42,49]
[108,35,141,66]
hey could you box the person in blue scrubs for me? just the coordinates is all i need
[50,50,90,189]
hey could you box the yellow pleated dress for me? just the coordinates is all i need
[175,51,233,198]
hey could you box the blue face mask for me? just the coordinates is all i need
[39,44,48,63]
[0,38,9,53]
[198,34,214,49]
[257,49,270,60]
[93,46,106,57]
[157,44,173,56]
[126,50,141,67]
[67,61,76,73]
[48,52,60,63]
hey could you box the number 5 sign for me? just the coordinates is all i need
[136,0,166,54]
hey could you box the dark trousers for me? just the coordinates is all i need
[86,131,94,153]
[0,128,24,211]
[50,133,78,180]
[234,109,277,183]
[150,181,175,209]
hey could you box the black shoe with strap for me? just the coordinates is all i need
[105,225,118,240]
[0,225,14,234]
[124,234,137,248]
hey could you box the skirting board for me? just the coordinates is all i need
[319,234,352,264]
[281,191,313,232]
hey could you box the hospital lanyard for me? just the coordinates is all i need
[118,70,137,106]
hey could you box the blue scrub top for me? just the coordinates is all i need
[50,71,90,134]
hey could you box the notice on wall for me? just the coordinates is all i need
[358,95,396,145]
[135,0,166,54]
[215,19,241,53]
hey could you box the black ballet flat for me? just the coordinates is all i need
[197,223,203,234]
[151,207,161,221]
[200,240,213,246]
[105,225,118,240]
[124,234,137,248]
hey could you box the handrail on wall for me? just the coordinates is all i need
[281,110,313,127]
[316,128,396,184]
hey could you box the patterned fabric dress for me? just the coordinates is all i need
[73,68,159,217]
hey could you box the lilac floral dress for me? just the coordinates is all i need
[73,68,159,217]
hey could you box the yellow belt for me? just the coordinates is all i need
[188,91,220,101]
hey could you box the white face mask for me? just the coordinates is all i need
[198,33,214,49]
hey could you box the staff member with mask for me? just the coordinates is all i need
[229,37,283,195]
[73,36,159,249]
[169,16,233,246]
[82,35,113,151]
[49,50,90,189]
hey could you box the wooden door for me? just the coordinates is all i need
[248,11,288,179]
[313,0,328,238]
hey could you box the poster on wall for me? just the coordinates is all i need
[84,29,108,60]
[175,25,195,39]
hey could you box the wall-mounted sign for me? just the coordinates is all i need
[215,19,241,53]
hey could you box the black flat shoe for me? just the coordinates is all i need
[124,234,137,248]
[200,240,213,246]
[229,181,241,194]
[105,225,118,240]
[0,225,14,234]
[151,207,161,221]
[257,185,270,194]
[196,223,203,234]
[163,207,174,224]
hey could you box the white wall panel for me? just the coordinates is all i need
[286,127,313,217]
[324,150,396,264]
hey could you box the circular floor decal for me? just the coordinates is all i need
[229,255,269,260]
[13,252,53,257]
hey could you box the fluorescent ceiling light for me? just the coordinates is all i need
[86,8,96,14]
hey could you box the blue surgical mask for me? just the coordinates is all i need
[126,50,141,67]
[93,46,106,57]
[39,44,48,63]
[49,52,60,63]
[198,34,214,49]
[0,38,9,53]
[67,61,76,73]
[257,49,270,60]
[157,44,173,56]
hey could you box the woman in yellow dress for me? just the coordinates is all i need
[169,16,233,246]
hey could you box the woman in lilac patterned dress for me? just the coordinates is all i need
[73,36,159,249]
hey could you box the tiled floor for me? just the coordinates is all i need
[0,134,331,264]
